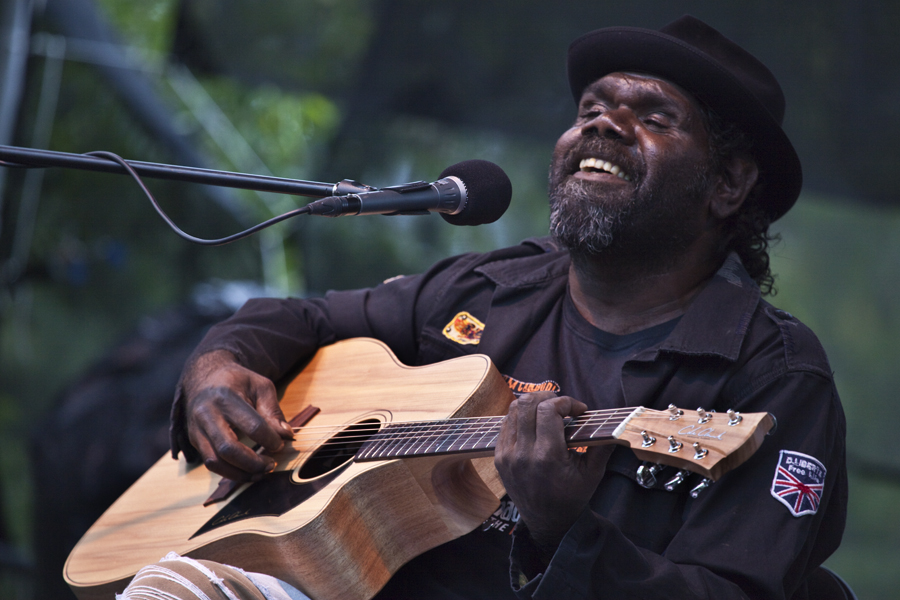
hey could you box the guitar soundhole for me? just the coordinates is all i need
[297,418,382,480]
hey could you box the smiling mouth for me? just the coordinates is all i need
[578,157,632,182]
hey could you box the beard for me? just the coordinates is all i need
[548,141,714,271]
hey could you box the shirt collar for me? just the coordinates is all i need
[475,238,570,287]
[479,244,760,363]
[655,252,761,361]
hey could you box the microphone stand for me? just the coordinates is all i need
[0,144,372,198]
[0,144,377,245]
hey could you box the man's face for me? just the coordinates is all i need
[549,72,715,265]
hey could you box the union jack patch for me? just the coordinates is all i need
[770,450,826,517]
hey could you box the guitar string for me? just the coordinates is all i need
[283,408,684,444]
[272,418,731,464]
[281,409,686,449]
[272,409,694,459]
[282,407,641,446]
[284,406,661,436]
[239,408,740,467]
[281,417,622,458]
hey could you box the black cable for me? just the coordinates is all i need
[83,151,311,246]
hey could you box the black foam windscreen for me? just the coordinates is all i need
[438,160,512,226]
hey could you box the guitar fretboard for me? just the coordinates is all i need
[354,407,641,461]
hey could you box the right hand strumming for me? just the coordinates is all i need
[182,349,295,481]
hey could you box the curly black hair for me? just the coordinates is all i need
[700,105,781,296]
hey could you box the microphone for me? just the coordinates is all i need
[304,160,512,226]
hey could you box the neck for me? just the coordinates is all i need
[354,407,640,462]
[566,241,723,335]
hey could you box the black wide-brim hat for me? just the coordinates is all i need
[568,15,802,221]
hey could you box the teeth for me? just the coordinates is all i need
[579,158,631,181]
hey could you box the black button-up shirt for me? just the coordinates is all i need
[171,238,846,600]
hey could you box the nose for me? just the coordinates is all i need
[581,107,637,144]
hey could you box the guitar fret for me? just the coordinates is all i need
[387,424,415,457]
[482,424,502,450]
[470,420,499,451]
[565,410,631,445]
[414,424,439,455]
[393,422,419,456]
[360,428,393,459]
[434,422,464,454]
[426,421,465,455]
[411,424,437,454]
[451,422,478,453]
[406,423,434,456]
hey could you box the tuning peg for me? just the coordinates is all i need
[692,442,708,459]
[696,407,712,424]
[667,404,684,420]
[636,462,664,488]
[667,436,683,453]
[690,478,712,498]
[640,430,657,447]
[664,469,691,491]
[727,409,743,426]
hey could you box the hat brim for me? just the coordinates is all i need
[568,27,802,221]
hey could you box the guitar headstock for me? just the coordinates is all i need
[617,405,775,481]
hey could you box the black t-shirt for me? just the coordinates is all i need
[374,293,679,599]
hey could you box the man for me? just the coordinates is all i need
[125,15,847,600]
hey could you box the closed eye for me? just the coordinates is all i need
[577,101,608,123]
[642,112,674,130]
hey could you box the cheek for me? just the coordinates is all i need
[642,137,709,174]
[552,129,580,160]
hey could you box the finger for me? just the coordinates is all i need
[197,410,276,476]
[190,387,280,473]
[189,421,269,481]
[533,397,576,455]
[212,386,286,453]
[247,376,294,440]
[513,391,559,447]
[496,399,520,465]
[206,451,266,482]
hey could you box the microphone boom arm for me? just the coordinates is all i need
[0,144,349,198]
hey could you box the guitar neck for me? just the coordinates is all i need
[354,407,640,461]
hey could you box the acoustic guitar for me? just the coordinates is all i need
[64,337,774,600]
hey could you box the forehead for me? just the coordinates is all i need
[580,72,703,113]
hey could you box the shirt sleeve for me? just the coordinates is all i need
[168,250,491,459]
[509,369,847,600]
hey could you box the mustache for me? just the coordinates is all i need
[556,138,645,185]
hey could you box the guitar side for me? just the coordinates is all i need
[64,338,514,600]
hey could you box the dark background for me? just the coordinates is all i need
[2,1,899,598]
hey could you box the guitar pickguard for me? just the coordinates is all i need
[192,462,352,539]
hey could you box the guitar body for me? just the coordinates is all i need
[64,338,515,600]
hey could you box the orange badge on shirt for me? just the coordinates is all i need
[442,311,485,345]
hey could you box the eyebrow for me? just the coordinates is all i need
[581,76,694,115]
